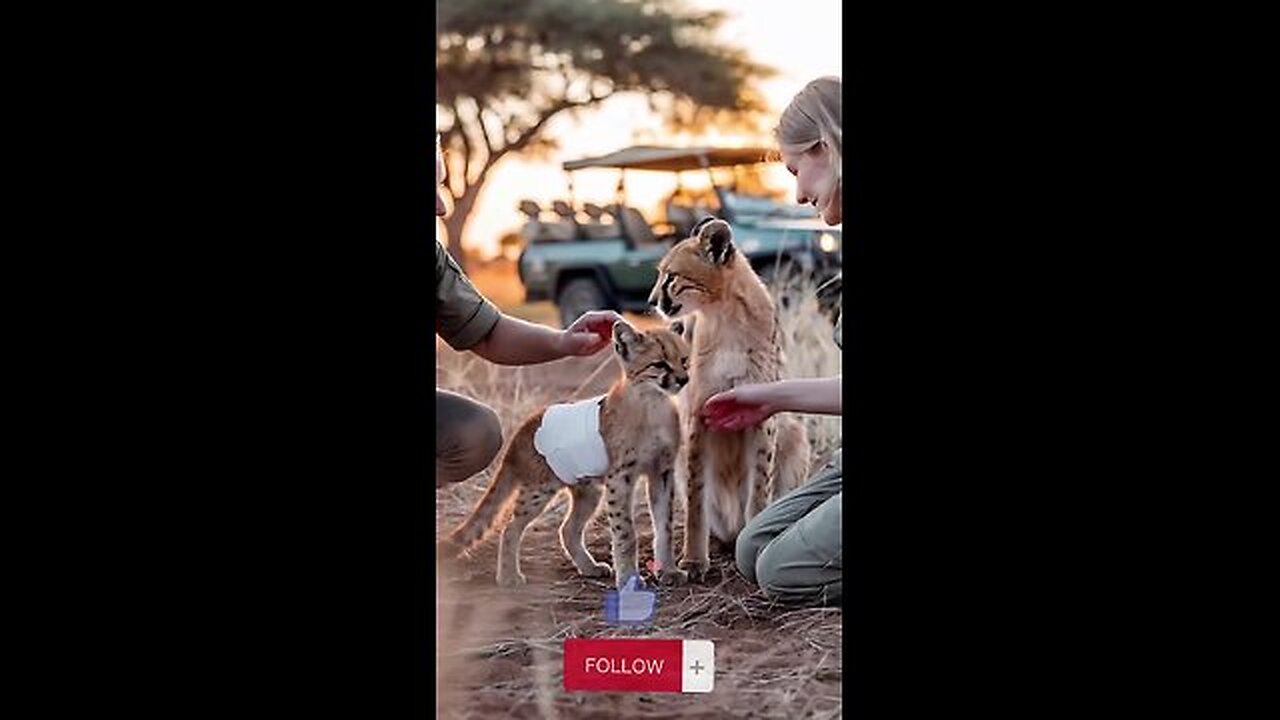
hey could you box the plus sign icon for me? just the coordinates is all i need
[681,640,715,692]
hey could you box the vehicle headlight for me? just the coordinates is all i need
[818,232,839,253]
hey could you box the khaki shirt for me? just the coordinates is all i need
[435,241,501,350]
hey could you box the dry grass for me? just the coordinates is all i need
[774,274,843,470]
[436,272,842,719]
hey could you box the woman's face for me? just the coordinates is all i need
[783,142,841,226]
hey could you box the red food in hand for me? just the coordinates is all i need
[701,396,769,431]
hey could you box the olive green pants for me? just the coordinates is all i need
[435,389,504,487]
[735,449,842,604]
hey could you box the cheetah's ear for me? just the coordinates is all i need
[689,216,716,238]
[698,218,735,265]
[612,320,637,360]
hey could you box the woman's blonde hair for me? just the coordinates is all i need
[776,76,842,186]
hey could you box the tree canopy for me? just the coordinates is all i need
[435,0,773,267]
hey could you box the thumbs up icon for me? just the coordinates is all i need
[604,574,657,625]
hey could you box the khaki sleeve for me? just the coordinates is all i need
[435,241,501,350]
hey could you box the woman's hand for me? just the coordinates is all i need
[701,377,842,429]
[700,383,781,431]
[558,310,623,356]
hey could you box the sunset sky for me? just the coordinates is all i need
[438,0,843,259]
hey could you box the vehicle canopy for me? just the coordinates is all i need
[562,145,774,172]
[561,145,808,226]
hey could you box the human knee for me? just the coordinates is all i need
[444,403,504,475]
[463,404,504,469]
[734,520,770,585]
[753,542,786,595]
[754,541,835,604]
[756,555,806,601]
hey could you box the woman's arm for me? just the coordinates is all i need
[470,310,621,366]
[700,376,842,431]
[763,376,843,415]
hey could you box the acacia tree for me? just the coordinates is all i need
[436,0,773,267]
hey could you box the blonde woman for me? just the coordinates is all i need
[700,76,844,604]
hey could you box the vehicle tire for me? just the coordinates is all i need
[556,277,608,329]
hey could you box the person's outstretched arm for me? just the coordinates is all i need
[700,376,842,431]
[470,310,622,366]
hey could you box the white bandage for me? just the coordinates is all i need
[533,395,610,485]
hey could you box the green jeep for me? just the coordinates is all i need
[515,145,843,327]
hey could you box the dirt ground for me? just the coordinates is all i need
[435,347,843,720]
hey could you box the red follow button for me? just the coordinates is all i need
[564,638,715,693]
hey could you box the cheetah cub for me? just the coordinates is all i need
[443,320,691,589]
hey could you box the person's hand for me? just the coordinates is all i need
[558,310,624,356]
[699,383,780,431]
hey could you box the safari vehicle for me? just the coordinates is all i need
[516,145,842,327]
